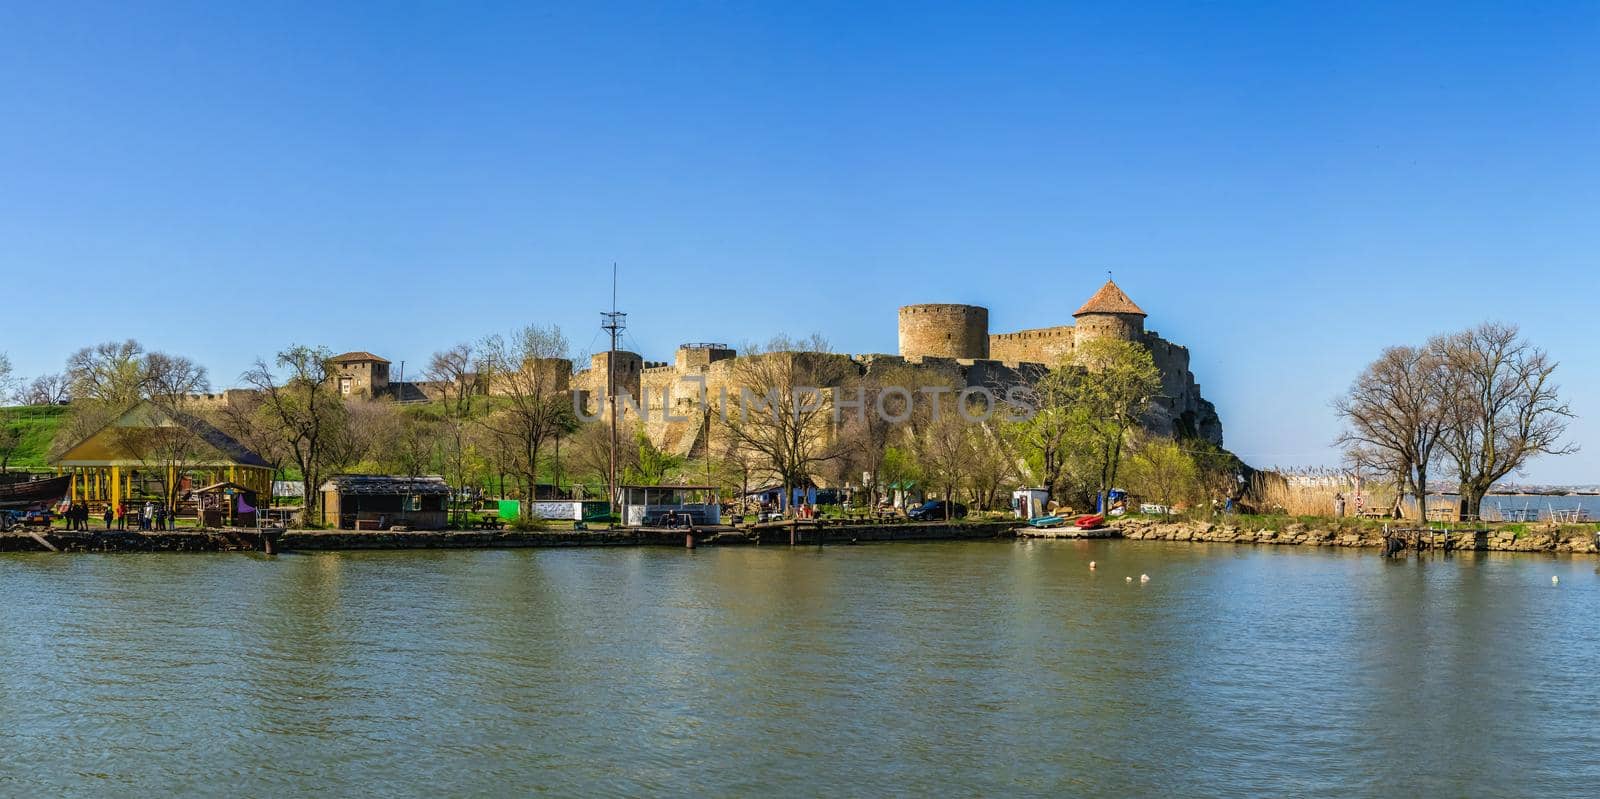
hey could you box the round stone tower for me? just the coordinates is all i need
[1071,280,1146,345]
[898,304,990,359]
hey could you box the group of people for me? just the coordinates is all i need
[57,501,172,531]
[59,502,95,531]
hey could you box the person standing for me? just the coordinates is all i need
[103,505,114,530]
[1334,492,1346,518]
[142,502,154,531]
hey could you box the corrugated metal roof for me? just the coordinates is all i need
[320,475,451,495]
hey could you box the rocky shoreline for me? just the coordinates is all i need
[1111,518,1600,554]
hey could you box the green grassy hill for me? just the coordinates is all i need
[0,404,68,471]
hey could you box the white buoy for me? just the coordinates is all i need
[1140,574,1150,583]
[1089,561,1097,570]
[1552,575,1560,585]
[1125,576,1132,582]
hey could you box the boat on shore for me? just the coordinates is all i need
[0,475,71,508]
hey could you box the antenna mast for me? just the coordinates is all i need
[601,263,626,514]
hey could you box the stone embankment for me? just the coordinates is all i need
[1113,518,1600,554]
[0,520,1018,554]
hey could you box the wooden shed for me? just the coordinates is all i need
[319,475,450,530]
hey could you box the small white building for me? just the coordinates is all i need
[1012,488,1050,519]
[620,485,721,527]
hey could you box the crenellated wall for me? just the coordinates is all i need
[988,325,1077,366]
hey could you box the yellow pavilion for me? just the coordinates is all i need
[51,401,274,508]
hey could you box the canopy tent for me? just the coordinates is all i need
[190,481,260,528]
[51,401,274,511]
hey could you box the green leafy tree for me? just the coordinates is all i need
[624,430,684,485]
[1123,435,1198,513]
[1072,338,1163,509]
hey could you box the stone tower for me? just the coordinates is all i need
[898,304,989,359]
[1071,281,1146,345]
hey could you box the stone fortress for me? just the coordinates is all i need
[560,280,1223,457]
[223,281,1223,460]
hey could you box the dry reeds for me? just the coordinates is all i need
[1248,469,1406,518]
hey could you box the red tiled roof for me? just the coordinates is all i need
[330,351,390,364]
[1073,281,1146,317]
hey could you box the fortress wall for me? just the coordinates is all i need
[988,325,1077,366]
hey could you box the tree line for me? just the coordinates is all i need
[4,331,1245,521]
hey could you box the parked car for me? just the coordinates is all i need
[908,500,967,521]
[20,508,55,528]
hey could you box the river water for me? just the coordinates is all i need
[3,541,1598,798]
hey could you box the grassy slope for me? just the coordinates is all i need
[0,404,68,470]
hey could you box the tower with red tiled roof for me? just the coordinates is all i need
[1071,279,1146,344]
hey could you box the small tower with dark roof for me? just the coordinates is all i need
[1071,280,1147,345]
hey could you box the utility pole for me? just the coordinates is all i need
[601,263,626,515]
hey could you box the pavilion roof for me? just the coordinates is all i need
[53,401,272,469]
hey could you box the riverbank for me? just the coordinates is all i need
[5,516,1597,555]
[0,520,1015,553]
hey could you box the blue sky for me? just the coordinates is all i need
[2,1,1597,482]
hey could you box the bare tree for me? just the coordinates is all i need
[718,336,853,511]
[1336,344,1449,521]
[834,361,950,506]
[914,410,973,518]
[21,373,71,405]
[111,352,211,514]
[966,420,1022,511]
[66,340,147,406]
[53,340,150,456]
[243,345,348,520]
[476,325,576,500]
[1436,323,1576,519]
[0,352,17,402]
[209,391,292,477]
[426,342,480,418]
[568,419,641,497]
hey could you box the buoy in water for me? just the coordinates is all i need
[1140,574,1150,583]
[1552,575,1560,585]
[1125,576,1132,582]
[1089,561,1097,570]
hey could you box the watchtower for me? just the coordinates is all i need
[1071,281,1146,344]
[897,304,989,359]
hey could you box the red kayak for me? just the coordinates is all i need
[1075,514,1105,529]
